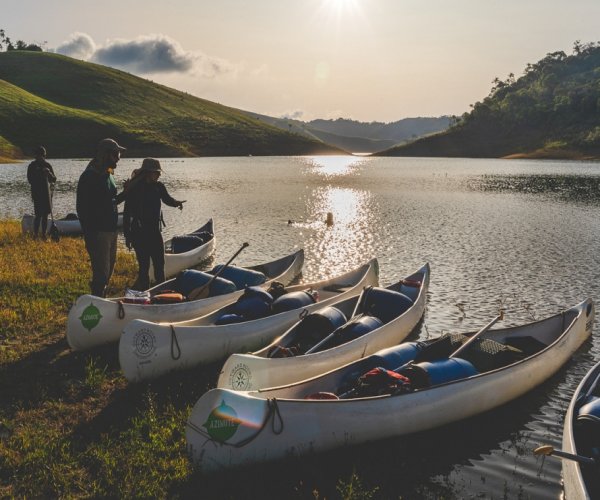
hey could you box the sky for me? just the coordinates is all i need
[2,0,599,122]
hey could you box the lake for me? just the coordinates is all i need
[2,155,600,498]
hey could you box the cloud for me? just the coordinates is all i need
[55,32,96,60]
[280,110,305,120]
[92,34,195,73]
[52,32,236,77]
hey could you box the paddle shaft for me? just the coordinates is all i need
[534,446,596,465]
[449,310,504,359]
[188,242,249,300]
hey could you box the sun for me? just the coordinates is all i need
[323,0,359,15]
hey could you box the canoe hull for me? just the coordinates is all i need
[187,299,594,473]
[562,360,600,500]
[217,263,430,391]
[66,247,303,351]
[120,259,379,382]
[21,213,123,235]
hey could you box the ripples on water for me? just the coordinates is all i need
[2,155,600,498]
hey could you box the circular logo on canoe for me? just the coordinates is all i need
[203,400,240,443]
[229,363,252,390]
[79,303,102,332]
[133,328,156,358]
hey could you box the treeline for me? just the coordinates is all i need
[0,29,43,52]
[461,41,600,149]
[381,41,600,158]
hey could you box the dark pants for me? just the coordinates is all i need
[33,215,48,238]
[83,231,117,297]
[132,229,165,290]
[32,193,50,238]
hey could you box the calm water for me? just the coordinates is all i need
[3,156,600,498]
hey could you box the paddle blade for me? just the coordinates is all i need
[49,223,60,242]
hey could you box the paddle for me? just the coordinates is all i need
[187,242,249,300]
[48,183,60,242]
[533,445,596,465]
[449,309,505,359]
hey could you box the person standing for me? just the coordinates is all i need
[76,138,126,297]
[27,146,56,239]
[123,158,184,290]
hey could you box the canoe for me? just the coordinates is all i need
[158,219,216,279]
[186,299,594,473]
[21,212,124,235]
[562,359,600,500]
[66,247,303,351]
[217,263,429,391]
[120,259,380,382]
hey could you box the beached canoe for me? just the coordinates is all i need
[217,263,429,391]
[157,219,216,279]
[562,360,600,500]
[186,299,594,473]
[67,247,303,351]
[120,259,379,382]
[21,212,124,235]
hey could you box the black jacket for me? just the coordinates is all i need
[123,181,179,238]
[76,161,123,233]
[27,159,56,214]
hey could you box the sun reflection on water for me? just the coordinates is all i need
[306,155,367,178]
[303,186,377,278]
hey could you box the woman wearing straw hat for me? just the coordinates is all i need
[123,158,185,289]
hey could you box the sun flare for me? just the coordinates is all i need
[323,0,359,15]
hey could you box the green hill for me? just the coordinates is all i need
[378,42,600,159]
[0,51,342,160]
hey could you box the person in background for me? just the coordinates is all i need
[76,138,126,297]
[27,145,56,239]
[123,158,185,290]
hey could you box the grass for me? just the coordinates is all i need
[0,220,193,497]
[0,51,341,159]
[0,219,384,499]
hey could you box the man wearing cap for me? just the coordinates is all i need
[76,138,127,297]
[27,145,57,239]
[123,158,184,289]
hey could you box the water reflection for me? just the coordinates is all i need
[306,155,366,178]
[301,187,377,278]
[470,174,600,204]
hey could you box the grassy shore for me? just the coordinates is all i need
[0,220,382,499]
[0,220,194,497]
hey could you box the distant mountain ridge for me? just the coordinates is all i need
[245,113,451,153]
[0,51,342,160]
[380,41,600,159]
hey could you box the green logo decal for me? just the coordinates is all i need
[79,303,102,332]
[203,400,240,443]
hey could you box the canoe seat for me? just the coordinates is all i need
[503,336,548,356]
[414,333,468,362]
[458,338,525,372]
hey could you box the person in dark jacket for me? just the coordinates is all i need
[27,146,56,239]
[76,138,127,297]
[123,158,184,290]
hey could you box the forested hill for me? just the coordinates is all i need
[378,42,600,159]
[0,51,342,161]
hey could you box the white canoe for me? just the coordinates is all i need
[67,247,303,351]
[218,263,430,391]
[562,359,600,500]
[186,299,594,473]
[120,259,380,382]
[21,213,124,235]
[157,219,216,280]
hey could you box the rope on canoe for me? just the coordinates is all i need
[187,398,284,448]
[117,300,125,319]
[170,324,181,360]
